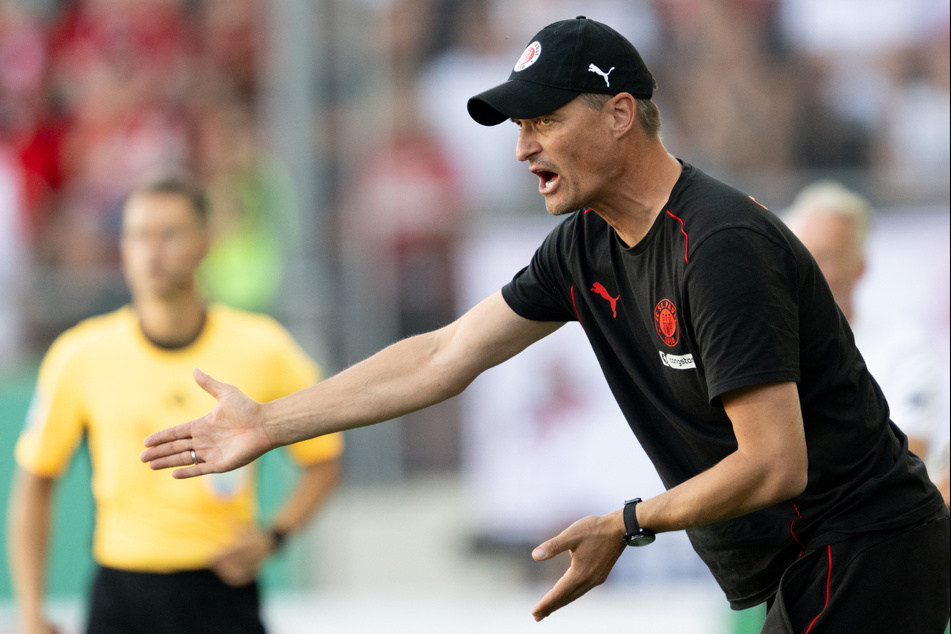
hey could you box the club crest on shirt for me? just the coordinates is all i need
[653,299,679,347]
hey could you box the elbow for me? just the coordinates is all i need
[774,451,808,502]
[779,466,808,501]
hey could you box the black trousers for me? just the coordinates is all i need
[86,566,266,634]
[762,510,950,634]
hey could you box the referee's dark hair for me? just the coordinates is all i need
[127,175,210,226]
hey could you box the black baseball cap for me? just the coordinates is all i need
[467,16,655,126]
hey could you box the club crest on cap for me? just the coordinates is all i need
[514,41,542,72]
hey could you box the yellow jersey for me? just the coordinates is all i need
[15,304,343,572]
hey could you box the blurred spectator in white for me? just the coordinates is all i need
[875,19,950,195]
[779,0,950,192]
[785,181,945,473]
[417,0,524,213]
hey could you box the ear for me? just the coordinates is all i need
[606,92,637,139]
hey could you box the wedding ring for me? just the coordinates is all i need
[190,449,198,465]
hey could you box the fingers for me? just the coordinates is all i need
[532,542,555,561]
[140,435,213,479]
[531,566,591,622]
[140,435,192,463]
[193,367,228,399]
[171,464,214,479]
[211,557,257,587]
[142,422,193,450]
[530,532,575,620]
[532,530,568,561]
[529,515,626,621]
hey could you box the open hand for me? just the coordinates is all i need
[140,368,274,478]
[530,511,626,621]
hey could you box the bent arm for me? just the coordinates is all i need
[7,468,57,632]
[635,381,808,533]
[530,381,808,621]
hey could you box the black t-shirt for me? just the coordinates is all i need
[502,162,944,608]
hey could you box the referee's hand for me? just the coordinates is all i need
[140,368,273,478]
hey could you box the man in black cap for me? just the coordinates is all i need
[141,17,950,632]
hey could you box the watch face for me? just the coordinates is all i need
[625,532,656,547]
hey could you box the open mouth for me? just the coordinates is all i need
[535,169,559,194]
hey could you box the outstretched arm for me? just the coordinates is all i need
[141,291,563,477]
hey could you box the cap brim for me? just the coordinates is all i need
[467,80,582,126]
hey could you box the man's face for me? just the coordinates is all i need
[512,97,614,216]
[120,192,208,300]
[792,209,865,308]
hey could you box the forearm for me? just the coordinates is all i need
[7,470,54,623]
[268,459,341,534]
[638,382,808,534]
[262,330,467,447]
[141,292,562,478]
[637,448,807,534]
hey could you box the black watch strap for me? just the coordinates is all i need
[269,527,288,551]
[622,498,656,547]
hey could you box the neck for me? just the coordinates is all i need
[134,291,207,349]
[840,300,854,324]
[591,139,682,248]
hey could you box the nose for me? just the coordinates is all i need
[515,126,541,162]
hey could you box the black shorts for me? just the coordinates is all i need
[87,565,266,634]
[762,510,950,634]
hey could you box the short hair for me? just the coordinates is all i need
[785,180,872,255]
[126,176,209,226]
[577,91,662,137]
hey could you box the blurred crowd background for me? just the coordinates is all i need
[0,0,948,631]
[1,0,947,367]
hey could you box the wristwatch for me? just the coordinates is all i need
[622,498,656,547]
[268,527,288,551]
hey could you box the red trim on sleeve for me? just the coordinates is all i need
[666,210,689,263]
[570,285,585,330]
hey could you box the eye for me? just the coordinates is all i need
[539,117,553,125]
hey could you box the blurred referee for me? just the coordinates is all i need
[8,177,343,634]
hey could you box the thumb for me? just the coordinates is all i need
[532,537,564,561]
[193,367,227,399]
